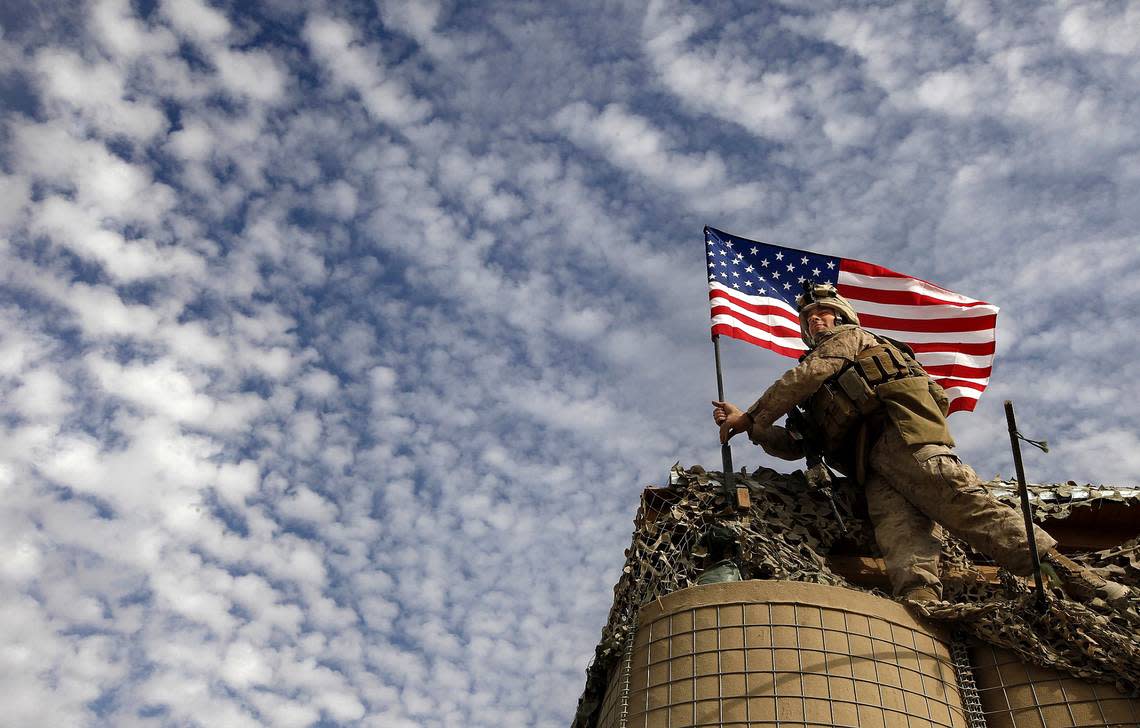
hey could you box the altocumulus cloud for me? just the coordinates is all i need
[1,1,1139,726]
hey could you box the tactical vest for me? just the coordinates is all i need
[807,336,953,451]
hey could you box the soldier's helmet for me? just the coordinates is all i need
[796,282,860,346]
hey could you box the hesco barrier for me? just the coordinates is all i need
[972,643,1140,728]
[596,580,968,728]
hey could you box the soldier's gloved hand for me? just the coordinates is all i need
[804,462,832,492]
[712,400,752,444]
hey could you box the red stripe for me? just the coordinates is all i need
[933,377,986,392]
[709,290,799,325]
[857,311,996,333]
[840,259,909,278]
[923,363,993,379]
[839,283,993,308]
[947,397,976,414]
[840,259,993,306]
[712,324,804,359]
[908,341,996,356]
[710,305,801,340]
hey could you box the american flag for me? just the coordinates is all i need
[705,226,998,414]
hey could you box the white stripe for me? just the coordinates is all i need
[711,313,807,351]
[942,386,982,402]
[709,281,799,315]
[915,352,995,370]
[870,327,995,344]
[849,299,999,321]
[839,270,986,305]
[710,293,801,328]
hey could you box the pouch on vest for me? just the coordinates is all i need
[875,377,955,447]
[836,366,877,414]
[807,382,861,450]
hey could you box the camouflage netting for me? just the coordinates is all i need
[571,464,1140,728]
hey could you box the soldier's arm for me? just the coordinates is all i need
[748,423,804,460]
[744,329,861,429]
[927,374,951,416]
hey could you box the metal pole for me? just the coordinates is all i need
[712,335,734,490]
[1004,400,1046,611]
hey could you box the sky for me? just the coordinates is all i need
[1,1,1139,726]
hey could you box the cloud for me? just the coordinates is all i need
[554,101,774,214]
[304,15,431,126]
[643,0,801,141]
[33,49,168,139]
[1058,2,1140,56]
[161,0,232,45]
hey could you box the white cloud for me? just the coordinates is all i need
[554,102,770,213]
[643,0,800,140]
[214,47,289,103]
[0,174,32,233]
[167,118,218,163]
[11,121,176,223]
[1058,2,1140,56]
[91,0,178,59]
[160,0,232,45]
[34,49,167,140]
[278,486,338,525]
[304,15,432,126]
[9,369,72,421]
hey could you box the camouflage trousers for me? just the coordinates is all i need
[864,425,1057,597]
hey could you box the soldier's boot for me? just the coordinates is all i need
[901,586,940,604]
[1042,550,1131,608]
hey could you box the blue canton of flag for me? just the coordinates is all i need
[704,227,839,307]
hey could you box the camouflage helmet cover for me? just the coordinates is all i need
[797,283,860,345]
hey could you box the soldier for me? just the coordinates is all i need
[712,283,1130,608]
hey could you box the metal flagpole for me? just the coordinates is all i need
[1004,400,1048,612]
[713,334,749,510]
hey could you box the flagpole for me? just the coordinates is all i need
[713,334,749,509]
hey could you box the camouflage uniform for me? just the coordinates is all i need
[743,324,1056,597]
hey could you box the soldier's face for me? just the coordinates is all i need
[807,307,837,335]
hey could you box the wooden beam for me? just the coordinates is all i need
[827,555,1002,590]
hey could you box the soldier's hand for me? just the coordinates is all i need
[804,462,832,491]
[712,400,751,444]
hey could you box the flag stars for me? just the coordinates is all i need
[750,247,758,255]
[812,268,820,276]
[775,252,784,261]
[725,240,733,248]
[732,271,740,278]
[761,259,770,267]
[772,271,780,279]
[797,276,806,284]
[827,261,835,269]
[745,265,754,273]
[744,280,754,287]
[783,282,791,290]
[801,256,808,265]
[786,263,794,272]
